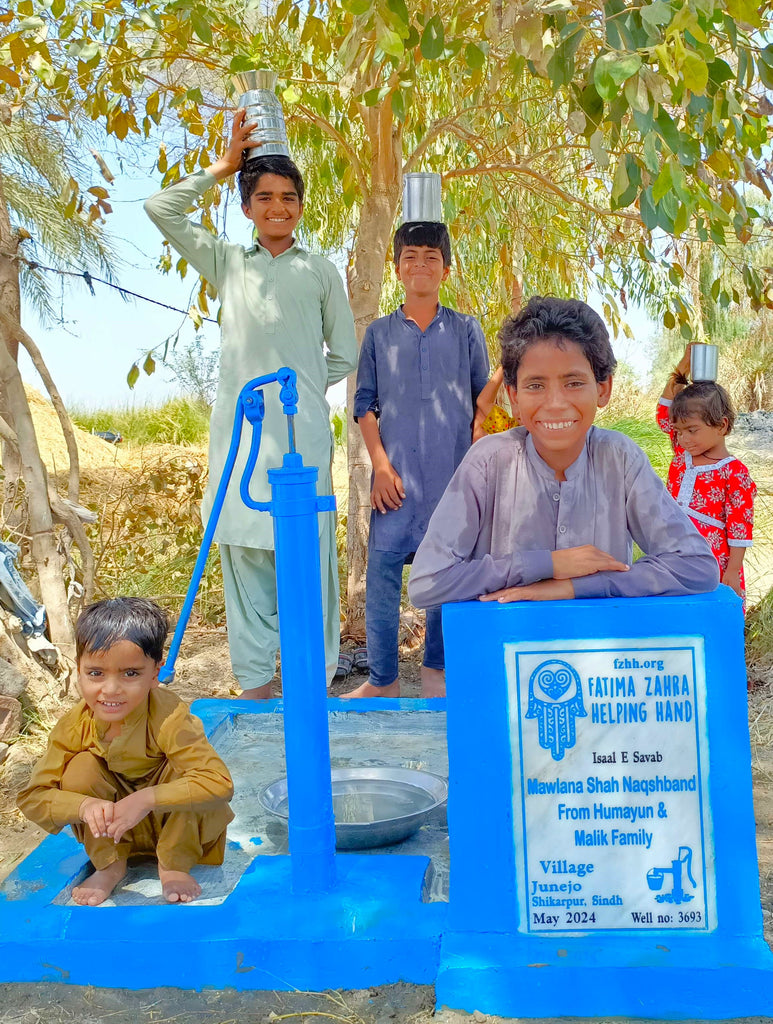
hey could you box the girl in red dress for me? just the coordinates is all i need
[657,350,756,607]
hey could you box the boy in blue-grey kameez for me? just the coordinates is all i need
[345,222,489,698]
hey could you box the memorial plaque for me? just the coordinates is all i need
[506,637,715,934]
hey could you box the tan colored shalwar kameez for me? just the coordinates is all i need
[17,688,234,872]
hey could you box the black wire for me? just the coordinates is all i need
[8,253,219,323]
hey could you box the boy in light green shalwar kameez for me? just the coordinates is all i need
[145,112,357,697]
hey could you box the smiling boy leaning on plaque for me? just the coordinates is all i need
[407,296,719,609]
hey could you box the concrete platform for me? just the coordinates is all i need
[0,698,448,990]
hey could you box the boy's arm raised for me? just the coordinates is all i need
[144,111,259,287]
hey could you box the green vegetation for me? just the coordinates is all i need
[600,414,673,479]
[71,397,211,447]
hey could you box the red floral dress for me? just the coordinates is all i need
[657,400,756,603]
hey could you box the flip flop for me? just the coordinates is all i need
[334,651,354,679]
[352,646,369,673]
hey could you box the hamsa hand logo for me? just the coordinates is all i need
[526,659,586,761]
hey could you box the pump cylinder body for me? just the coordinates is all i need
[268,452,337,893]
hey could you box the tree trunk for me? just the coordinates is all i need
[0,168,22,516]
[0,334,75,657]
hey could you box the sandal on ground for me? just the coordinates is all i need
[352,646,369,673]
[334,651,354,679]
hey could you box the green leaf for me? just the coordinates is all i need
[343,0,371,13]
[143,352,156,375]
[420,16,444,60]
[191,11,212,45]
[282,85,301,104]
[616,153,641,206]
[594,52,641,100]
[579,81,604,131]
[639,187,658,230]
[651,160,673,203]
[655,108,680,154]
[386,0,410,25]
[624,73,649,113]
[547,25,585,90]
[589,129,609,169]
[707,58,733,86]
[611,156,630,206]
[363,86,390,106]
[682,53,708,95]
[726,0,762,28]
[391,89,406,120]
[641,0,671,35]
[464,43,485,70]
[127,364,140,389]
[663,310,676,329]
[376,17,404,57]
[673,202,689,236]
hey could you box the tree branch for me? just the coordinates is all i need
[0,385,95,603]
[294,104,369,197]
[405,109,491,173]
[444,163,641,223]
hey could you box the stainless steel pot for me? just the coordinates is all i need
[232,70,290,159]
[259,766,448,849]
[402,172,443,223]
[690,343,719,382]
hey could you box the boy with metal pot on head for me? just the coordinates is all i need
[145,110,357,699]
[345,176,490,699]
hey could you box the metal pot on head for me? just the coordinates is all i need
[402,172,443,223]
[690,343,719,382]
[232,70,290,159]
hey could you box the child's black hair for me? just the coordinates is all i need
[499,296,617,387]
[76,598,169,664]
[238,154,305,206]
[671,380,735,435]
[393,221,451,267]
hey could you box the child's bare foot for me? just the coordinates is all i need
[421,666,445,698]
[158,864,202,903]
[71,858,127,906]
[340,678,400,698]
[235,682,273,700]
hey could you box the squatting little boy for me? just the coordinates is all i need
[18,598,234,906]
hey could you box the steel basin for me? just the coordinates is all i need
[259,766,448,849]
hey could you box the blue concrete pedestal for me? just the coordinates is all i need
[437,589,773,1019]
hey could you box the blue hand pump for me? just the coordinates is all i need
[159,367,337,894]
